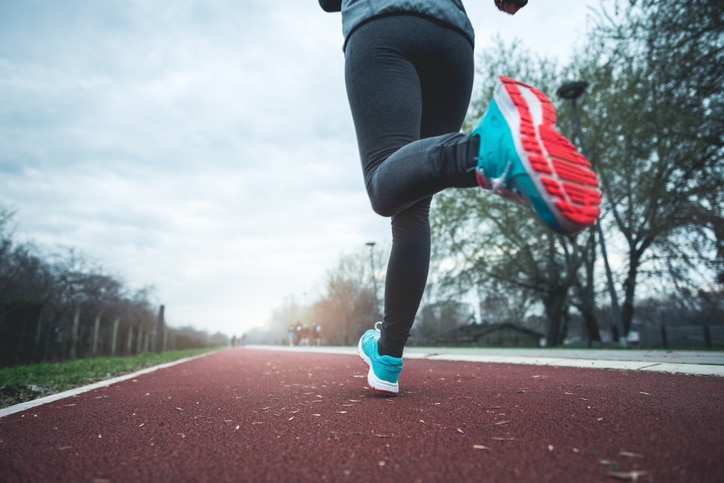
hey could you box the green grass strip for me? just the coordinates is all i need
[0,348,218,409]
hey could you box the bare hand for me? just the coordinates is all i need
[494,0,528,15]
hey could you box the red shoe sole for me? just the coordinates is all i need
[499,76,602,230]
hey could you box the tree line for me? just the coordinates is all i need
[260,0,722,347]
[0,207,224,367]
[433,0,722,345]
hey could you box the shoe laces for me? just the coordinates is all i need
[374,321,382,332]
[478,162,529,208]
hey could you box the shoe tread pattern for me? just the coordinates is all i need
[500,76,601,229]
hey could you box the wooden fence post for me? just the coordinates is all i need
[111,318,120,356]
[136,326,144,354]
[34,311,44,362]
[92,313,101,356]
[35,313,43,345]
[70,307,80,359]
[127,326,134,356]
[155,305,165,353]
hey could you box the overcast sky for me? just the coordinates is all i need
[0,0,601,336]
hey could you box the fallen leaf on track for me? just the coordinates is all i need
[600,460,620,470]
[620,451,644,458]
[607,470,650,481]
[473,444,490,451]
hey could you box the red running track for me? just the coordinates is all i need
[0,348,722,482]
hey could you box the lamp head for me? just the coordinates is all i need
[557,81,589,101]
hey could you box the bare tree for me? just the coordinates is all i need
[578,0,723,334]
[317,251,375,346]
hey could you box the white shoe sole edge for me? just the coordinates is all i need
[357,338,399,395]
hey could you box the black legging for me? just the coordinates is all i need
[344,15,480,357]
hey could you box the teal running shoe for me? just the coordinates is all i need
[473,76,601,235]
[357,322,402,396]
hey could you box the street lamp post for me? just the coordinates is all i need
[556,81,627,348]
[365,242,379,319]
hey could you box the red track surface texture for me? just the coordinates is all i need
[1,348,722,482]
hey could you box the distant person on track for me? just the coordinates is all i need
[295,322,304,346]
[318,0,601,395]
